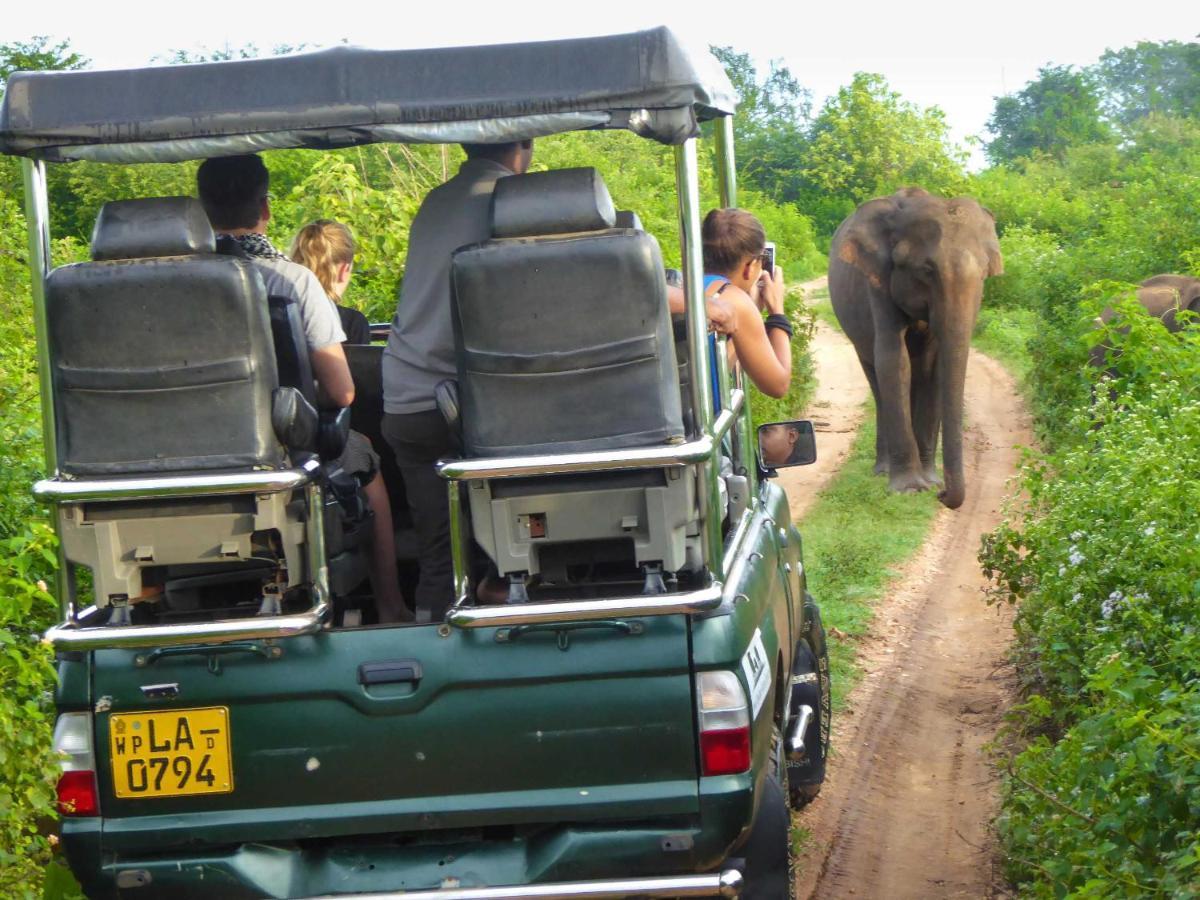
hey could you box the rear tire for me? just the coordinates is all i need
[740,726,794,900]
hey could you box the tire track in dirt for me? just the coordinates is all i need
[782,338,1030,898]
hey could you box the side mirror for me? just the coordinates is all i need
[758,420,817,473]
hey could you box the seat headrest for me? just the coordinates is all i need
[90,197,216,261]
[491,168,617,239]
[614,210,643,231]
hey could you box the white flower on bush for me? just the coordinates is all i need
[1068,545,1085,566]
[1101,590,1125,620]
[1070,531,1084,541]
[1143,523,1156,537]
[1070,593,1082,605]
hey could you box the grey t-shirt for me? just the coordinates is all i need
[250,255,346,350]
[382,157,513,414]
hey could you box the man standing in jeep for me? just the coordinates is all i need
[381,140,534,622]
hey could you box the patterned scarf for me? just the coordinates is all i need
[223,232,288,261]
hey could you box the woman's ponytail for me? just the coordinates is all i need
[290,220,356,301]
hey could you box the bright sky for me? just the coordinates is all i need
[8,0,1198,168]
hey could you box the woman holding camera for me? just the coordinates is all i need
[702,208,792,399]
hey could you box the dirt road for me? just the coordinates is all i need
[781,284,1030,898]
[776,278,869,522]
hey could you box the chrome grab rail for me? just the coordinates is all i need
[446,584,723,630]
[43,603,330,651]
[303,870,742,900]
[438,391,742,483]
[33,458,320,503]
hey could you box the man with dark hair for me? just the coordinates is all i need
[381,140,533,621]
[196,154,354,408]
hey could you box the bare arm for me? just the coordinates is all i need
[666,283,737,336]
[729,273,791,398]
[311,343,355,408]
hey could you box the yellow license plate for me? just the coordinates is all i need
[109,706,233,799]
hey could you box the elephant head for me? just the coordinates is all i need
[831,188,1003,509]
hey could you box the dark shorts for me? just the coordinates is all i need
[338,429,380,481]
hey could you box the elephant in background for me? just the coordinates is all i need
[1089,274,1200,370]
[829,188,1003,510]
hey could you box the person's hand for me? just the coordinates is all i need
[756,265,786,316]
[706,293,737,335]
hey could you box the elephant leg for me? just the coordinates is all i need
[858,357,888,475]
[873,317,925,493]
[907,326,941,487]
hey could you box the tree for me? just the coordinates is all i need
[1092,40,1200,129]
[800,73,968,234]
[0,35,87,97]
[985,65,1112,165]
[709,46,811,202]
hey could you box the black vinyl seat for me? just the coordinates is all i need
[450,167,684,458]
[46,197,280,475]
[44,197,317,612]
[448,169,698,586]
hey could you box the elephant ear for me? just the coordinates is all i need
[985,243,1004,278]
[1184,280,1200,315]
[978,207,1004,278]
[835,199,893,290]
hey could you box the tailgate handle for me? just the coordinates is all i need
[358,659,423,686]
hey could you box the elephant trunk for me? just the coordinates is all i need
[936,283,978,510]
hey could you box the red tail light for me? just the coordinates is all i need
[52,713,99,817]
[56,770,99,816]
[696,671,752,776]
[700,727,752,776]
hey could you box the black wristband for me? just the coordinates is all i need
[764,313,793,338]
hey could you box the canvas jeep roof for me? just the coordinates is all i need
[0,27,736,163]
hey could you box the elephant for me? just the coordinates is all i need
[828,187,1003,510]
[1088,274,1200,371]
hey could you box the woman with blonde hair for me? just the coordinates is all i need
[291,220,408,624]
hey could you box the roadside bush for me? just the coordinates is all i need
[981,304,1200,896]
[0,196,65,897]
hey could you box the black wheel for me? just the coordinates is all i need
[788,604,831,806]
[740,725,794,900]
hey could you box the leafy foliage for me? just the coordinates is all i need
[981,315,1200,894]
[985,65,1112,165]
[0,36,87,96]
[0,191,64,896]
[972,115,1200,446]
[1094,40,1200,131]
[798,73,968,236]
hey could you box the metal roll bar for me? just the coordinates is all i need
[438,391,742,483]
[447,583,723,630]
[34,458,322,503]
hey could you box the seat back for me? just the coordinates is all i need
[46,197,280,476]
[450,167,684,457]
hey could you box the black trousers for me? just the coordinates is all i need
[381,410,460,622]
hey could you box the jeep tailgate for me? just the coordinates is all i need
[90,616,699,854]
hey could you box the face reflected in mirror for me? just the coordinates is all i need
[758,420,816,469]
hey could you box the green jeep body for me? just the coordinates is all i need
[3,27,829,898]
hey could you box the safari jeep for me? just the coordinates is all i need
[1,27,830,899]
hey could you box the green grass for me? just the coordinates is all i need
[973,306,1037,391]
[798,406,942,708]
